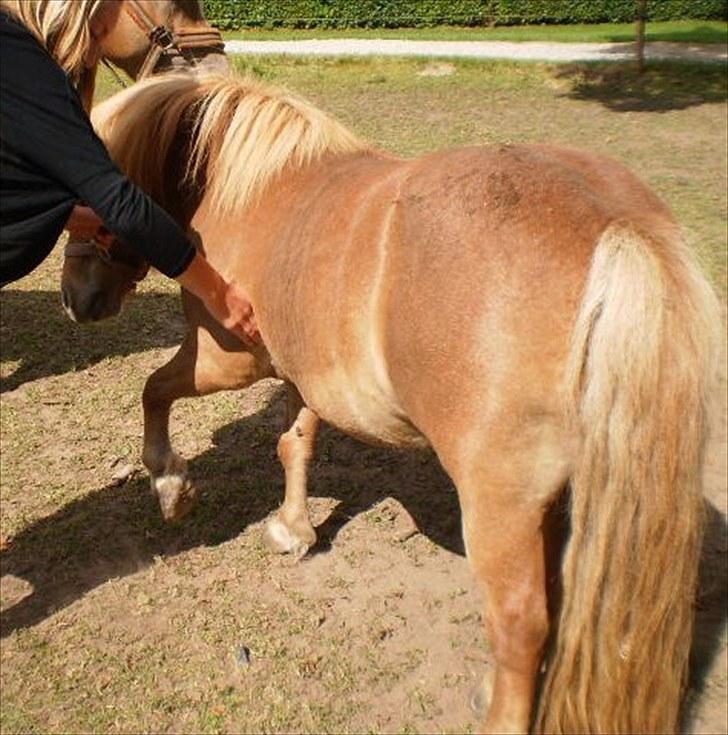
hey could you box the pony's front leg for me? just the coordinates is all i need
[264,384,318,557]
[142,337,199,522]
[142,323,261,522]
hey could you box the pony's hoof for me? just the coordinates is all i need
[470,667,494,716]
[153,474,198,523]
[264,517,316,558]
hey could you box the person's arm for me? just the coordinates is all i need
[65,205,259,345]
[2,20,259,344]
[0,22,194,276]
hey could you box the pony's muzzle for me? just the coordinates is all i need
[61,284,108,323]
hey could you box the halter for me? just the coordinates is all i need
[64,234,150,282]
[103,0,226,83]
[81,2,223,279]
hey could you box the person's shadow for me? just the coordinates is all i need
[0,289,185,392]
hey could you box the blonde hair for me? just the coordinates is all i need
[0,0,109,108]
[91,72,367,215]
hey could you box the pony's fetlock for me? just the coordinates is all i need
[152,461,197,523]
[264,515,316,558]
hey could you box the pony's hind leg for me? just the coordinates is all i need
[468,500,549,733]
[264,384,318,557]
[451,427,571,734]
[142,324,260,522]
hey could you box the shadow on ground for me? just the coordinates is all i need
[0,384,462,639]
[603,27,727,45]
[687,502,728,697]
[0,289,185,392]
[552,60,727,112]
[1,378,725,715]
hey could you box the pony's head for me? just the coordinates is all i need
[61,74,199,322]
[61,71,365,323]
[61,234,148,322]
[98,0,227,80]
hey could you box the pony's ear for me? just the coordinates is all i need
[77,65,98,113]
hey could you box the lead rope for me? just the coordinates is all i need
[101,57,129,89]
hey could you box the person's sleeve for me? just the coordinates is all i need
[0,26,195,277]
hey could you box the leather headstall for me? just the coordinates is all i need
[120,0,226,80]
[64,235,150,282]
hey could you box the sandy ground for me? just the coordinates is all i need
[0,275,725,735]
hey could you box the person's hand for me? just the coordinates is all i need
[218,280,260,345]
[65,204,104,239]
[175,252,261,347]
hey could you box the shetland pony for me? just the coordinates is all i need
[60,72,720,733]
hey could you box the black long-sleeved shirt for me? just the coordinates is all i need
[0,11,195,285]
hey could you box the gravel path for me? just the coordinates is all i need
[224,38,727,63]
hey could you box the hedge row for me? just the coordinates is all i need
[202,0,728,30]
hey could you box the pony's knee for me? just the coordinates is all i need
[142,372,168,411]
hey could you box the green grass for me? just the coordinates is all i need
[222,20,728,44]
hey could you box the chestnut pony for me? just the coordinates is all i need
[60,72,720,733]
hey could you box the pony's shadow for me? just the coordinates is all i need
[0,384,461,639]
[0,289,185,392]
[688,501,728,694]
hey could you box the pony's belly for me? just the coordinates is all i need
[297,374,428,449]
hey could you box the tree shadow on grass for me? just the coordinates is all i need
[618,27,728,45]
[552,61,727,112]
[0,289,185,393]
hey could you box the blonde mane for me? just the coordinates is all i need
[91,70,367,214]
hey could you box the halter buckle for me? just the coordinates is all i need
[149,25,176,50]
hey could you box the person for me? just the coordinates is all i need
[0,0,259,345]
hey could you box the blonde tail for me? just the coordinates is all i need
[538,222,720,733]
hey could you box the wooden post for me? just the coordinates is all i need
[636,0,647,73]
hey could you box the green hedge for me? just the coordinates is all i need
[202,0,728,29]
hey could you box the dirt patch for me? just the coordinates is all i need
[416,61,456,77]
